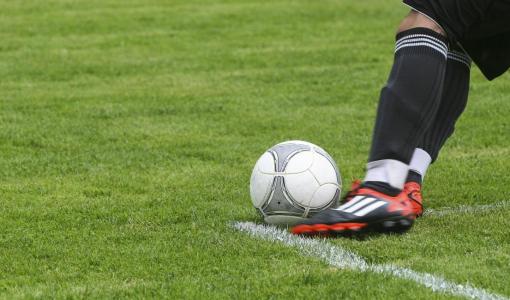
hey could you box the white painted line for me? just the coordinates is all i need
[232,221,508,300]
[423,201,510,217]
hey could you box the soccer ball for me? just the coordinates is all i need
[249,140,342,225]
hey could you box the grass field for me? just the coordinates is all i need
[1,0,509,298]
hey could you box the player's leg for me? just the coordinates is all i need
[292,0,504,236]
[407,46,471,186]
[363,11,448,195]
[321,0,500,230]
[401,0,508,215]
[292,12,449,235]
[404,46,471,215]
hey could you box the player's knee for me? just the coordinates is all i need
[397,11,446,36]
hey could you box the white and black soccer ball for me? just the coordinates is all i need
[249,140,342,225]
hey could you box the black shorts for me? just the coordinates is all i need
[403,0,510,80]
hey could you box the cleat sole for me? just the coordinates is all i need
[292,215,414,236]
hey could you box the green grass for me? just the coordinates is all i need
[1,0,509,298]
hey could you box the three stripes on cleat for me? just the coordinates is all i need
[334,195,386,216]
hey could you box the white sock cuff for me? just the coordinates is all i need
[409,148,432,177]
[364,159,409,190]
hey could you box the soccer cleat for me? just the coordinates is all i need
[403,181,424,217]
[291,185,416,236]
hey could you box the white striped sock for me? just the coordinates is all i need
[395,34,448,58]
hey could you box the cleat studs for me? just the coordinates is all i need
[331,224,347,232]
[312,224,330,232]
[291,225,312,235]
[383,221,396,228]
[348,225,362,231]
[332,223,358,231]
[348,223,367,231]
[293,223,369,235]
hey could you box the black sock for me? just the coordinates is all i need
[417,46,471,161]
[406,170,423,185]
[362,181,401,197]
[368,28,448,164]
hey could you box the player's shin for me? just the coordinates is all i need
[416,47,471,180]
[402,48,470,216]
[364,27,448,193]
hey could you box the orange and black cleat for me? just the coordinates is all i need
[291,183,416,236]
